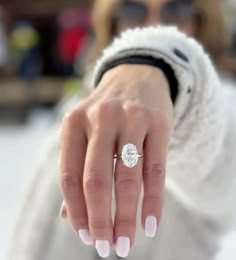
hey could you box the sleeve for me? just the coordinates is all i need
[91,26,235,229]
[92,26,223,135]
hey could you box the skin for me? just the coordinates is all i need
[60,0,196,256]
[61,65,173,244]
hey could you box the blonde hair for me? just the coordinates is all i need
[87,0,230,71]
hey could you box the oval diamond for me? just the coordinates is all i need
[121,143,139,168]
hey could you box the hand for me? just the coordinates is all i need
[59,64,174,257]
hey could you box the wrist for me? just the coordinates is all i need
[99,64,172,108]
[94,55,178,104]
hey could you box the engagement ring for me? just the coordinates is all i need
[114,143,143,168]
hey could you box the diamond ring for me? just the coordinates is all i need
[114,143,143,168]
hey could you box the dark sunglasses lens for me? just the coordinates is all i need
[161,0,197,24]
[116,2,147,25]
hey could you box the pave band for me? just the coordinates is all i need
[114,143,143,168]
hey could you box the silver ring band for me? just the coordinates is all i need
[114,154,143,158]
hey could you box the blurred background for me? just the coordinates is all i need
[0,0,236,259]
[0,1,92,259]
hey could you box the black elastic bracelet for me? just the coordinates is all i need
[95,55,178,103]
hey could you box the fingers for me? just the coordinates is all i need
[60,111,92,245]
[114,142,144,257]
[114,112,146,257]
[83,121,117,258]
[142,121,171,238]
[60,99,172,259]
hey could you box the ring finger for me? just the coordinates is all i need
[114,126,145,257]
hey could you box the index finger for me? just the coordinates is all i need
[83,128,115,257]
[60,111,91,243]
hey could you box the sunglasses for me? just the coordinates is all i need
[115,0,198,26]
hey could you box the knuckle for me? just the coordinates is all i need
[124,104,170,131]
[116,177,140,194]
[124,103,150,131]
[63,111,77,126]
[70,213,85,224]
[99,98,121,112]
[60,113,76,140]
[125,103,146,118]
[117,217,136,229]
[62,108,84,130]
[145,194,162,204]
[73,218,87,229]
[88,99,121,126]
[90,218,110,231]
[143,163,166,180]
[84,176,109,194]
[60,173,78,194]
[71,215,88,231]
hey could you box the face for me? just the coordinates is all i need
[115,0,197,36]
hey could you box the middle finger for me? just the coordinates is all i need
[83,126,115,258]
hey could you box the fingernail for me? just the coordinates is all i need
[116,236,130,258]
[145,216,157,237]
[78,229,93,245]
[95,240,110,258]
[59,202,66,218]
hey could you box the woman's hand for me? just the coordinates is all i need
[59,64,174,258]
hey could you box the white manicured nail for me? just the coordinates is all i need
[59,201,66,218]
[78,229,93,245]
[95,240,110,258]
[59,203,64,215]
[116,236,130,258]
[145,216,157,237]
